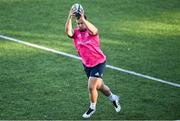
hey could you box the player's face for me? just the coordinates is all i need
[76,18,86,31]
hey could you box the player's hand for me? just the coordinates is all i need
[69,8,76,18]
[79,10,85,20]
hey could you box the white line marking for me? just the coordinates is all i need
[0,35,180,88]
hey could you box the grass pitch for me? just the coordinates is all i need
[0,0,180,120]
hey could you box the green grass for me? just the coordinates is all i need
[0,0,180,120]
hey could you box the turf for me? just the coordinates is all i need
[0,0,180,120]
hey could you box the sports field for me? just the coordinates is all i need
[0,0,180,120]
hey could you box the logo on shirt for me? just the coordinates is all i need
[77,34,81,38]
[77,40,91,45]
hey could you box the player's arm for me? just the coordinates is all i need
[81,13,98,35]
[65,9,75,37]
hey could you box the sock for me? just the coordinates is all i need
[90,102,96,110]
[108,93,117,101]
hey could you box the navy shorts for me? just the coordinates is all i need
[83,61,106,79]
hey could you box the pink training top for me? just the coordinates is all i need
[71,28,106,67]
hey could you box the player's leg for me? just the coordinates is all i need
[82,77,102,118]
[82,61,121,118]
[88,77,102,103]
[99,81,121,112]
[98,80,111,96]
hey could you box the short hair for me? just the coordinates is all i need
[76,14,87,20]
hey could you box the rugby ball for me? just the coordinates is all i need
[71,3,84,19]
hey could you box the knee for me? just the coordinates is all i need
[88,85,96,91]
[100,84,108,90]
[88,77,102,91]
[88,78,97,91]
